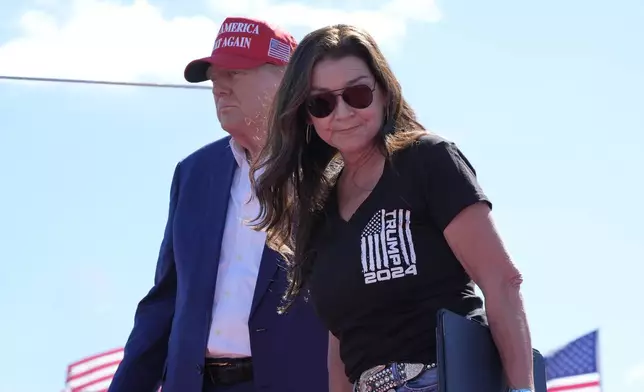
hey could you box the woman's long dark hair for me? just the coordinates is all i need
[250,24,427,313]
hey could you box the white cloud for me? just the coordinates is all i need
[626,362,644,388]
[210,0,442,48]
[0,0,441,84]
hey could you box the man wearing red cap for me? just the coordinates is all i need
[108,17,328,392]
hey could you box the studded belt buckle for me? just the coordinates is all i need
[357,362,433,392]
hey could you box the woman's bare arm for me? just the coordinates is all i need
[445,202,534,391]
[328,332,353,392]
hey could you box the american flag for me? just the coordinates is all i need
[360,209,416,273]
[64,347,123,391]
[545,330,601,392]
[267,38,291,62]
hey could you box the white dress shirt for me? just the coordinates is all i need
[206,138,267,358]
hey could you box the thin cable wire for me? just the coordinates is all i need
[0,75,211,90]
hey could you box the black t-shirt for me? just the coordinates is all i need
[308,134,490,382]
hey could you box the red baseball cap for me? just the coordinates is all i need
[184,16,297,83]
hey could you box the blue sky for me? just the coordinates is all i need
[1,0,643,391]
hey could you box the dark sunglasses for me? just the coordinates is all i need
[306,84,376,118]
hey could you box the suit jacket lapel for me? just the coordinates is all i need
[197,139,278,319]
[199,148,236,308]
[250,245,279,318]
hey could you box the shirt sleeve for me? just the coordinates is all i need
[419,139,492,231]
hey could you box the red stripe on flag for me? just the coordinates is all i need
[65,348,124,391]
[548,380,601,391]
[71,373,114,392]
[66,359,122,383]
[66,347,124,373]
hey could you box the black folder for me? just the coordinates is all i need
[436,308,547,392]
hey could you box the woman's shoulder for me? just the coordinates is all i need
[413,132,454,150]
[393,131,455,163]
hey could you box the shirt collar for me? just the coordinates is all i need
[229,137,248,168]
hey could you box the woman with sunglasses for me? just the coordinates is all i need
[250,24,534,392]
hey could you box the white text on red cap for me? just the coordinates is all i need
[218,21,261,35]
[213,21,261,51]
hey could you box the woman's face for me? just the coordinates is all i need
[307,55,386,156]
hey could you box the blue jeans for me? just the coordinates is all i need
[354,367,438,392]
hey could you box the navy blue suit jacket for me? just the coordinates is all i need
[108,137,329,392]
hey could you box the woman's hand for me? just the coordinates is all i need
[328,332,354,392]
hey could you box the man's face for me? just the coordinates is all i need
[208,65,282,133]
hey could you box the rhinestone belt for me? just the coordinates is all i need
[356,362,436,392]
